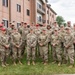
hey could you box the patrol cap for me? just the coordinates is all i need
[0,24,3,27]
[67,21,71,24]
[24,22,27,24]
[60,25,64,27]
[30,27,33,31]
[47,25,51,28]
[1,28,6,31]
[54,28,58,31]
[42,27,46,31]
[65,27,70,30]
[36,24,39,27]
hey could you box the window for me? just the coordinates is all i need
[27,9,30,16]
[47,10,49,14]
[37,3,42,9]
[3,19,8,28]
[52,15,54,18]
[2,0,8,7]
[39,16,42,22]
[47,20,49,24]
[17,4,21,12]
[17,23,21,28]
[37,16,42,22]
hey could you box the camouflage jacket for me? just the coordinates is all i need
[11,32,22,46]
[27,33,37,47]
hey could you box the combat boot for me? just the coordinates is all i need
[13,62,17,66]
[32,61,35,65]
[58,62,61,66]
[69,65,74,68]
[19,61,23,65]
[27,61,30,65]
[52,61,56,64]
[2,62,6,67]
[44,62,47,65]
[5,62,9,66]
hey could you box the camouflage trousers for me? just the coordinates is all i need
[39,45,48,62]
[0,48,10,63]
[21,40,27,56]
[27,47,36,61]
[12,46,22,61]
[52,46,62,62]
[64,47,74,65]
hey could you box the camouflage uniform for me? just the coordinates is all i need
[38,29,48,63]
[34,28,41,56]
[51,31,62,63]
[47,28,53,54]
[27,32,37,61]
[21,27,29,55]
[0,32,10,66]
[72,25,75,58]
[11,31,22,62]
[18,25,23,35]
[6,27,15,57]
[63,28,74,65]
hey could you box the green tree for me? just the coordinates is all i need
[63,23,67,27]
[56,16,65,27]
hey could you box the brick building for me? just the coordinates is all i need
[0,0,57,28]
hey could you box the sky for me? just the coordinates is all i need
[48,0,75,25]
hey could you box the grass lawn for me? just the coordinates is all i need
[0,46,75,75]
[0,55,75,75]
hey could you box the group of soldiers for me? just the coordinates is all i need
[0,21,75,68]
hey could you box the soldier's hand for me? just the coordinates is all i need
[74,41,75,44]
[16,45,19,48]
[65,45,69,49]
[5,45,9,48]
[40,43,43,46]
[52,44,55,47]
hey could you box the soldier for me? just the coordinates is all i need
[27,28,37,65]
[31,22,36,29]
[0,28,10,67]
[7,23,15,35]
[38,28,48,65]
[21,22,29,56]
[51,28,62,66]
[46,25,53,55]
[52,21,59,31]
[6,23,15,58]
[35,24,41,37]
[73,24,75,59]
[11,28,22,65]
[59,25,66,62]
[27,24,30,31]
[34,24,41,56]
[63,27,74,68]
[67,21,72,28]
[18,22,24,35]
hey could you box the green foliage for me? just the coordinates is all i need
[56,16,65,27]
[63,23,67,27]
